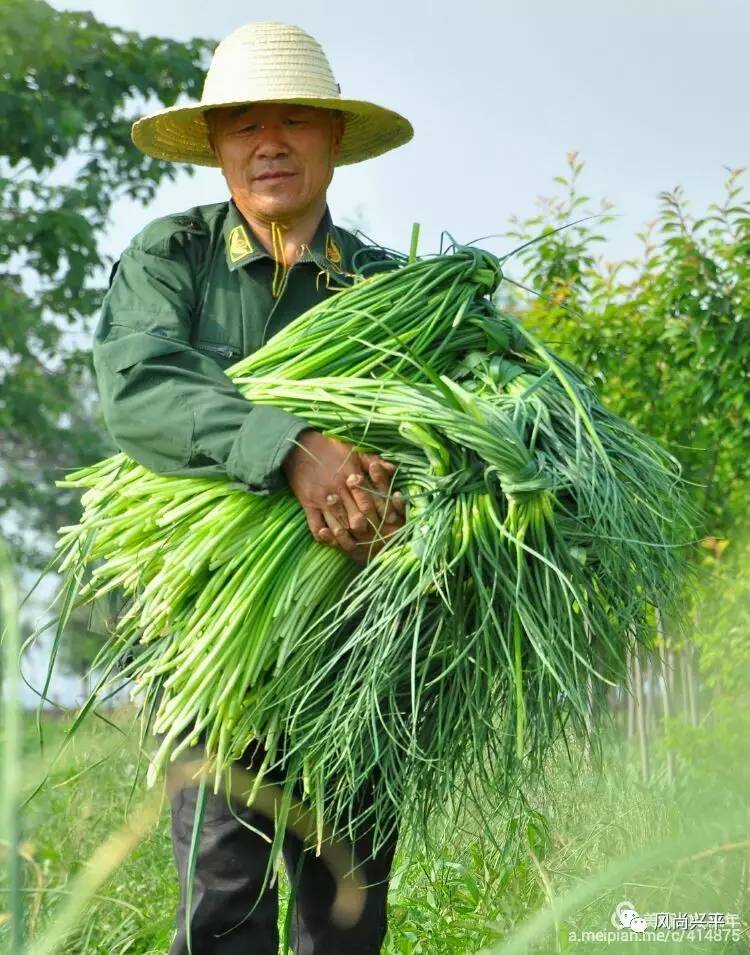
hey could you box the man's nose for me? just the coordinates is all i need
[255,124,288,157]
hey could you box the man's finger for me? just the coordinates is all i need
[324,492,349,529]
[391,490,406,516]
[304,506,326,539]
[345,473,380,528]
[322,507,357,552]
[366,461,404,522]
[304,508,335,546]
[335,484,370,534]
[355,456,393,521]
[359,451,395,474]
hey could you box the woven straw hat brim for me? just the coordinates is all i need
[131,96,413,167]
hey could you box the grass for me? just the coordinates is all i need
[2,706,748,954]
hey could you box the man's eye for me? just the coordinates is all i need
[284,118,305,126]
[239,124,259,133]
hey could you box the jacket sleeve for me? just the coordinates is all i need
[92,220,310,493]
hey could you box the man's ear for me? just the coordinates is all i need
[331,110,345,159]
[204,109,220,162]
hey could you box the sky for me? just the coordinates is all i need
[49,0,750,267]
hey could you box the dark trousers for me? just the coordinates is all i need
[166,739,399,955]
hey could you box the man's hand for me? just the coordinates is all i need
[283,430,406,564]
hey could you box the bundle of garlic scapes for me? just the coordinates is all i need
[52,240,692,866]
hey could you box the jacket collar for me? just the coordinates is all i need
[223,200,346,274]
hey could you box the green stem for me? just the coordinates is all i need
[408,222,420,264]
[513,609,525,762]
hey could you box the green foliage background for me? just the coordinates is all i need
[0,0,213,567]
[505,152,750,536]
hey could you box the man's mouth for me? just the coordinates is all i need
[254,171,296,182]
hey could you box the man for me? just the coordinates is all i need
[92,20,414,955]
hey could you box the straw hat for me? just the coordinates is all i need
[131,21,414,167]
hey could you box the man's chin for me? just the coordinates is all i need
[249,196,304,223]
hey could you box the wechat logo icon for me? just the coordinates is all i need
[612,900,647,933]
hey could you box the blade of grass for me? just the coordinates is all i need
[0,536,24,953]
[185,777,207,955]
[23,789,162,955]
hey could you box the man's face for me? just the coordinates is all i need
[207,102,344,222]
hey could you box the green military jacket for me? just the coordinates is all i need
[93,200,374,493]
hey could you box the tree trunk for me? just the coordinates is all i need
[633,643,650,782]
[656,608,675,785]
[683,642,699,728]
[627,647,636,740]
[583,622,598,766]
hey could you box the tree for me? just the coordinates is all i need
[0,0,213,568]
[504,153,750,538]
